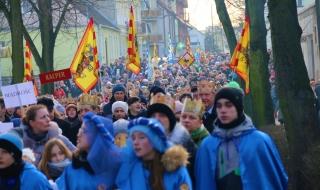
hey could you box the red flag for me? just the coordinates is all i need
[24,40,39,96]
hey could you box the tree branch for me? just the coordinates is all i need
[27,0,40,15]
[53,0,72,41]
[0,0,11,21]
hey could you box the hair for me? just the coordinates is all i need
[0,97,4,108]
[22,104,47,126]
[38,138,72,179]
[143,151,166,190]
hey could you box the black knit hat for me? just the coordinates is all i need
[214,87,244,117]
[147,104,176,132]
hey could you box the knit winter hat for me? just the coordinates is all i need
[112,101,129,114]
[112,84,126,95]
[65,103,77,111]
[128,117,169,153]
[214,87,244,117]
[0,133,23,162]
[113,119,129,136]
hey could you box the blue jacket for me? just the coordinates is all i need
[195,117,288,190]
[116,145,192,190]
[56,164,117,190]
[21,163,52,189]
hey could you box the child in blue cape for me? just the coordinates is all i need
[56,112,121,190]
[116,117,192,190]
[0,133,51,189]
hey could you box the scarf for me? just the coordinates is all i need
[191,126,209,146]
[47,159,71,180]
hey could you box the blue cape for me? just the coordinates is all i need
[195,129,288,190]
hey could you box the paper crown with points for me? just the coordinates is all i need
[181,98,205,117]
[150,93,175,111]
[78,93,100,107]
[197,79,216,93]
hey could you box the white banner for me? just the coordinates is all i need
[1,81,37,108]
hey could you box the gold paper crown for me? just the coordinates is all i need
[150,94,175,111]
[197,80,216,93]
[78,94,100,107]
[181,98,205,116]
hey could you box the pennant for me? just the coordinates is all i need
[24,40,38,96]
[178,36,195,68]
[229,16,250,94]
[70,17,99,93]
[126,5,141,74]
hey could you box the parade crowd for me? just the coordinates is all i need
[0,52,288,190]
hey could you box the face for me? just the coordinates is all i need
[6,108,15,115]
[77,124,90,151]
[114,133,128,148]
[113,108,126,120]
[67,107,77,119]
[132,132,155,160]
[152,112,170,134]
[79,105,94,121]
[50,145,66,163]
[199,92,215,109]
[29,108,51,134]
[216,99,238,124]
[114,91,125,101]
[0,148,15,169]
[180,112,202,132]
[129,101,141,113]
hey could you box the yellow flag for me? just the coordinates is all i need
[70,18,99,93]
[126,5,141,74]
[24,40,39,96]
[229,16,250,94]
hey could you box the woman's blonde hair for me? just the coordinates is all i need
[38,138,72,179]
[22,104,47,126]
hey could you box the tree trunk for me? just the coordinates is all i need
[9,0,24,84]
[38,0,55,94]
[247,0,274,126]
[214,0,237,54]
[268,0,320,189]
[316,0,320,51]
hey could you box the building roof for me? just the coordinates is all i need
[74,1,120,31]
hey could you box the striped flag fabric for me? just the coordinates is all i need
[70,17,99,93]
[229,16,250,94]
[126,5,141,74]
[24,40,39,96]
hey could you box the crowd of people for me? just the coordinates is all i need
[0,52,288,189]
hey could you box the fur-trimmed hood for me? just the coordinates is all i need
[161,145,189,172]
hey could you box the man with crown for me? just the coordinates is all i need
[180,98,209,147]
[197,78,217,132]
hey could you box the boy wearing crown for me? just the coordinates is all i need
[197,78,217,133]
[180,98,209,147]
[77,94,101,121]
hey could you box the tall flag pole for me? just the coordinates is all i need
[70,17,99,93]
[229,16,250,94]
[24,40,38,96]
[126,5,141,74]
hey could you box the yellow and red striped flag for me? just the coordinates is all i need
[229,16,250,94]
[24,40,39,96]
[126,5,140,74]
[70,17,99,93]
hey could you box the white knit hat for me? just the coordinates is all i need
[112,101,129,114]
